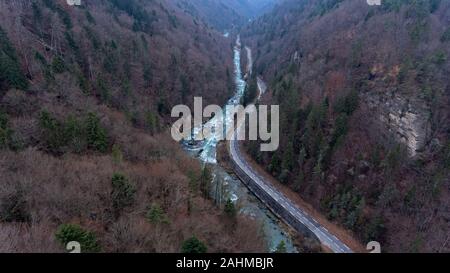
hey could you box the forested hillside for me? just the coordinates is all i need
[242,0,449,252]
[174,0,277,31]
[0,0,264,252]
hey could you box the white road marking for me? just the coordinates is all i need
[230,118,352,253]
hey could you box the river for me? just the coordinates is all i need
[182,37,297,253]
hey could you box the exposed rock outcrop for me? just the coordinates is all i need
[363,91,431,156]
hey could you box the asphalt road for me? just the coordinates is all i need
[226,40,352,253]
[229,121,353,253]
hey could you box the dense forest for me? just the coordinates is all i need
[241,0,449,252]
[1,0,448,254]
[174,0,277,31]
[0,0,265,252]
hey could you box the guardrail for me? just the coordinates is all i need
[229,142,319,242]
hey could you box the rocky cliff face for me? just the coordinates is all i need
[240,0,450,252]
[364,91,431,156]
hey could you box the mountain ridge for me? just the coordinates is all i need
[241,0,450,252]
[0,0,265,253]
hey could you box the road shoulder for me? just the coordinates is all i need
[230,140,366,253]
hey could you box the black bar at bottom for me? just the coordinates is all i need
[0,253,446,272]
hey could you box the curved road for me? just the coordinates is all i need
[228,44,352,252]
[229,135,353,253]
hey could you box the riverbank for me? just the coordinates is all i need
[181,37,298,253]
[217,141,323,253]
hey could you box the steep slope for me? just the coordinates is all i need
[174,0,246,31]
[174,0,277,31]
[241,0,450,252]
[0,0,264,252]
[224,0,278,18]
